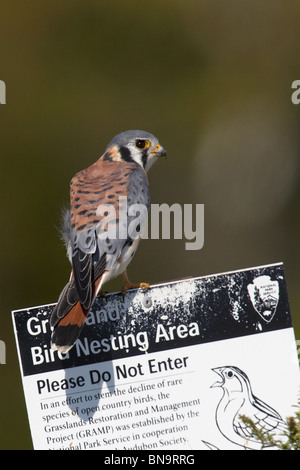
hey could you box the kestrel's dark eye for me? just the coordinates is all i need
[135,139,146,149]
[227,371,233,378]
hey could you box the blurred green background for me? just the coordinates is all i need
[1,0,300,449]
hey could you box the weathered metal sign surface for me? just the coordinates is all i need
[12,263,300,450]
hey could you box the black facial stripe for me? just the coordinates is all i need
[119,145,134,162]
[142,149,148,169]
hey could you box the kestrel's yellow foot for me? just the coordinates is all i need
[97,290,109,298]
[122,271,150,295]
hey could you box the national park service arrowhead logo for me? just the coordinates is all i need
[247,275,279,323]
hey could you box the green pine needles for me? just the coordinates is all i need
[240,399,300,450]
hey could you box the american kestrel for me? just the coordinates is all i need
[212,366,286,449]
[50,130,166,353]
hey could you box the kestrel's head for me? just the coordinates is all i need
[103,130,167,172]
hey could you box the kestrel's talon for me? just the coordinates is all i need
[122,281,150,296]
[97,290,109,297]
[138,282,150,291]
[121,271,150,296]
[97,290,109,302]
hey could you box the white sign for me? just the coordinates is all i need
[12,263,300,450]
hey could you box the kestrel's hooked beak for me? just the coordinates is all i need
[152,144,167,159]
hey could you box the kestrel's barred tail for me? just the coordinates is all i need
[50,274,103,353]
[51,299,89,354]
[50,130,166,354]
